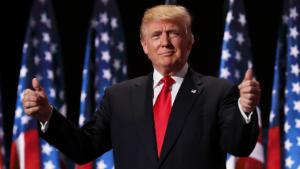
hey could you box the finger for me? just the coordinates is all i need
[241,97,258,108]
[23,94,40,102]
[23,101,39,109]
[32,78,43,91]
[24,106,40,115]
[32,78,47,98]
[241,80,259,88]
[243,69,253,81]
[241,93,257,100]
[22,89,36,97]
[22,90,38,104]
[239,80,260,89]
[240,86,261,94]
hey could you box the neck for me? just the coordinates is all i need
[154,63,188,77]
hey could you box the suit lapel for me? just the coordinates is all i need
[159,70,204,165]
[131,73,158,165]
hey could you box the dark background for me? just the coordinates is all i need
[1,0,282,160]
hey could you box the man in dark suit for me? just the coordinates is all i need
[22,4,261,169]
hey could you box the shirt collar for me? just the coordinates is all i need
[153,63,188,88]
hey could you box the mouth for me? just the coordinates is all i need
[158,51,175,56]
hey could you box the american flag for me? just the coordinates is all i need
[76,0,127,169]
[9,0,66,169]
[0,83,6,169]
[266,2,288,168]
[267,0,300,169]
[219,0,264,168]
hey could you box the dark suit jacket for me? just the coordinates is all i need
[40,69,258,169]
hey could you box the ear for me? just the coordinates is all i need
[187,34,194,54]
[190,34,195,46]
[140,39,149,55]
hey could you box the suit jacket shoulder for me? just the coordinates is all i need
[108,74,150,92]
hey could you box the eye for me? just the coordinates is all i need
[151,34,161,40]
[169,31,180,38]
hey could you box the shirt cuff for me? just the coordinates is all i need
[40,105,53,133]
[40,121,49,133]
[238,98,253,124]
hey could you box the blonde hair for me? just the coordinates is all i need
[140,5,193,39]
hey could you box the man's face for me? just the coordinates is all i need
[141,20,193,75]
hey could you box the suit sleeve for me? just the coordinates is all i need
[218,85,259,156]
[39,89,112,164]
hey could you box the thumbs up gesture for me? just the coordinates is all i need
[238,69,261,113]
[22,78,52,122]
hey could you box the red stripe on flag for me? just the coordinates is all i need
[10,142,20,169]
[76,162,93,169]
[236,157,263,169]
[24,130,41,169]
[267,126,281,169]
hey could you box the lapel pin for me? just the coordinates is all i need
[191,89,197,94]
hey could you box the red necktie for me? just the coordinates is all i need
[153,75,175,158]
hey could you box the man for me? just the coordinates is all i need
[22,5,261,169]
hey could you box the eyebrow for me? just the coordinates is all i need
[150,28,180,35]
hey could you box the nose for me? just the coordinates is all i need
[161,32,171,47]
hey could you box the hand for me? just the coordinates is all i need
[238,69,261,113]
[22,78,52,122]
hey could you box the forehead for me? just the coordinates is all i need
[145,20,185,32]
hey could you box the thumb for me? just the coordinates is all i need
[32,78,47,98]
[243,69,253,81]
[32,78,43,91]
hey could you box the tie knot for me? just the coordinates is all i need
[161,76,175,87]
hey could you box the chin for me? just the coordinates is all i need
[162,63,176,70]
[160,59,176,66]
[162,64,180,72]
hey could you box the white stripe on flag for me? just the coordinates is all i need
[249,142,264,163]
[16,133,25,169]
[226,155,236,169]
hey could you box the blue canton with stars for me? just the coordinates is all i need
[12,0,66,168]
[79,0,127,168]
[219,0,252,84]
[282,0,300,168]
